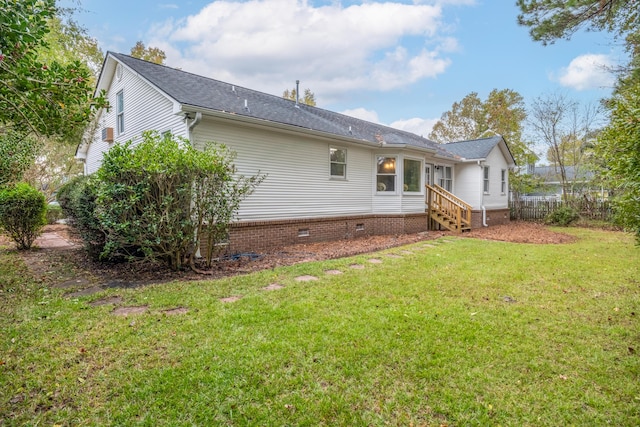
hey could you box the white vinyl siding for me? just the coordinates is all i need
[193,118,373,221]
[85,61,187,174]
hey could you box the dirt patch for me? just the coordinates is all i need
[220,296,242,303]
[262,283,285,291]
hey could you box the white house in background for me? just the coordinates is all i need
[78,52,515,252]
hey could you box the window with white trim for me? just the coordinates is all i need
[403,158,422,192]
[376,156,396,192]
[330,147,347,178]
[439,166,452,192]
[116,90,124,135]
[483,166,490,193]
[501,169,507,194]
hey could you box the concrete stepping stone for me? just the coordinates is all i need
[368,258,383,264]
[295,275,318,282]
[220,296,243,303]
[262,283,285,291]
[349,264,365,269]
[324,270,343,275]
[112,305,148,316]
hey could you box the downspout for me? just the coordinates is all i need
[479,160,488,227]
[185,112,202,145]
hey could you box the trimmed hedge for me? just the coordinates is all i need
[0,183,47,250]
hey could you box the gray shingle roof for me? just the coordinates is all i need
[443,136,504,160]
[109,52,454,159]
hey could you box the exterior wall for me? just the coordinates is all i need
[85,61,187,174]
[193,117,375,221]
[220,213,429,253]
[482,147,510,209]
[470,208,511,229]
[453,162,482,208]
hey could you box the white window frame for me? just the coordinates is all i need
[483,166,490,194]
[439,165,452,192]
[403,157,423,193]
[116,90,124,135]
[376,156,397,193]
[501,169,507,194]
[330,146,347,179]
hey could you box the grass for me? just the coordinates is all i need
[1,228,639,426]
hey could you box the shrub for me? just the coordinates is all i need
[57,175,105,259]
[0,183,47,250]
[46,204,63,224]
[94,131,263,270]
[545,205,580,226]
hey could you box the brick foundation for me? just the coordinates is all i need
[221,213,429,253]
[470,209,511,229]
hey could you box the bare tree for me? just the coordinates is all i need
[529,92,600,202]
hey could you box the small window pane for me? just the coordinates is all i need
[403,159,421,192]
[377,175,395,192]
[377,157,396,174]
[330,147,346,178]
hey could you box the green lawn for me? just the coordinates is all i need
[1,228,639,426]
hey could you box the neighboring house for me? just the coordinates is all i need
[78,52,515,252]
[523,165,603,201]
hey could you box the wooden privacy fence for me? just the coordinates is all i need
[510,198,612,221]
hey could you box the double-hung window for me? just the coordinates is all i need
[439,166,452,192]
[116,90,124,135]
[376,156,396,192]
[403,158,422,192]
[483,166,490,193]
[501,169,507,194]
[330,147,347,179]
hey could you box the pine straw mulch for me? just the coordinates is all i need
[6,221,577,288]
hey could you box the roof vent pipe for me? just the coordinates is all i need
[295,79,300,107]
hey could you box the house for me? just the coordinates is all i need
[524,165,603,201]
[78,52,515,252]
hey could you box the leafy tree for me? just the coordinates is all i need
[283,87,317,106]
[0,130,40,186]
[517,0,638,45]
[130,41,166,65]
[529,93,600,202]
[0,0,105,141]
[428,92,484,144]
[596,81,640,242]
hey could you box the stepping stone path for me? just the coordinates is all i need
[422,244,436,248]
[262,283,285,291]
[349,264,365,269]
[295,275,318,282]
[324,270,343,275]
[220,296,243,303]
[368,258,383,264]
[112,305,148,316]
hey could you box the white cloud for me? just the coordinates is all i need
[557,54,616,91]
[147,0,458,102]
[390,117,438,137]
[341,108,381,123]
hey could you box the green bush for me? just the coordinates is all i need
[0,183,47,250]
[94,131,263,270]
[57,176,105,259]
[46,204,63,224]
[545,205,580,226]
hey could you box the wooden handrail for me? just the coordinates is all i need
[426,184,472,232]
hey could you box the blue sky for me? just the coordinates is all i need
[64,0,622,140]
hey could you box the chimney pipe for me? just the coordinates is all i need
[295,79,300,106]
